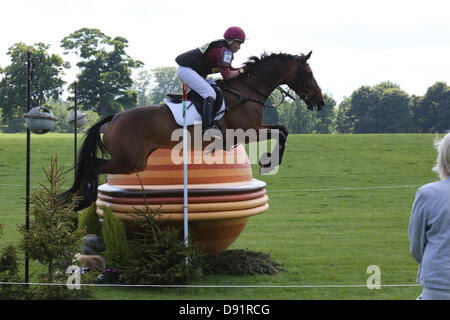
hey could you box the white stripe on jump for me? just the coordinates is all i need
[0,184,421,191]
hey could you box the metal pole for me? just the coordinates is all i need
[182,83,188,265]
[74,81,78,177]
[25,49,32,284]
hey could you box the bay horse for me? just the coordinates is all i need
[61,51,325,211]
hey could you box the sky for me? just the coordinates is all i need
[1,0,450,104]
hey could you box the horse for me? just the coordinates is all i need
[60,51,325,211]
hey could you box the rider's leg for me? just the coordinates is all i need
[177,66,216,99]
[201,96,215,132]
[177,66,217,132]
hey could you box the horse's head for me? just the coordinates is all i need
[287,51,325,111]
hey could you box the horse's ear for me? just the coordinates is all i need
[305,51,312,61]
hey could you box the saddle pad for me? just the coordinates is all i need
[164,98,226,126]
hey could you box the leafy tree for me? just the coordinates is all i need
[336,97,353,133]
[132,70,153,106]
[412,82,450,133]
[150,66,180,104]
[278,99,315,134]
[314,94,336,133]
[61,28,143,117]
[346,85,379,133]
[343,82,411,133]
[0,42,67,132]
[262,107,279,125]
[409,94,423,132]
[377,87,412,133]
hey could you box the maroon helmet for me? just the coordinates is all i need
[223,26,246,43]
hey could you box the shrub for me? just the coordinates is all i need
[78,203,102,236]
[120,210,204,285]
[18,156,86,284]
[0,245,32,300]
[101,206,130,269]
[15,156,92,299]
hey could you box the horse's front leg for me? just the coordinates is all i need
[255,125,288,175]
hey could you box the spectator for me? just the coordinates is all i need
[409,132,450,300]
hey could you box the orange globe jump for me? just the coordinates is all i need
[96,144,269,254]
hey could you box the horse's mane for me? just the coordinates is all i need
[244,52,299,73]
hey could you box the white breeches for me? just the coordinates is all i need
[177,66,216,100]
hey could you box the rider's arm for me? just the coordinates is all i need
[207,47,241,80]
[222,69,240,80]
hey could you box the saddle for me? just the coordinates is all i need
[165,85,224,117]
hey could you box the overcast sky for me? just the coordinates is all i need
[1,0,449,104]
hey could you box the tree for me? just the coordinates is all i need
[0,42,67,132]
[346,85,379,133]
[377,87,412,133]
[313,94,336,133]
[150,66,180,104]
[262,107,279,125]
[18,156,85,284]
[132,70,153,106]
[343,82,411,133]
[61,28,143,118]
[278,99,315,134]
[336,97,353,133]
[45,98,99,133]
[412,82,450,133]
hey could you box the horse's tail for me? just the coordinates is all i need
[77,114,113,162]
[59,115,114,204]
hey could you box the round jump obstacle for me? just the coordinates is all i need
[95,144,269,254]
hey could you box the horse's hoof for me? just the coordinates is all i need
[259,165,279,175]
[258,152,273,167]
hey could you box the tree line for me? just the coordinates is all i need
[1,28,449,134]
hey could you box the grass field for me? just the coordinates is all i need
[0,133,440,300]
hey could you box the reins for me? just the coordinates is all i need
[217,54,315,115]
[220,72,296,115]
[222,77,267,110]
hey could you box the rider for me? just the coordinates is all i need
[175,26,248,133]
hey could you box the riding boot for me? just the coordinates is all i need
[202,96,215,133]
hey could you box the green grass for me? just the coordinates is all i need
[0,133,439,299]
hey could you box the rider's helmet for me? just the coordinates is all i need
[223,26,246,43]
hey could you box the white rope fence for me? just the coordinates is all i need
[269,185,421,192]
[0,281,420,288]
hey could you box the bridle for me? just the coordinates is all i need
[221,56,312,113]
[295,59,319,110]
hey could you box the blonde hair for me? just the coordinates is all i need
[432,132,450,180]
